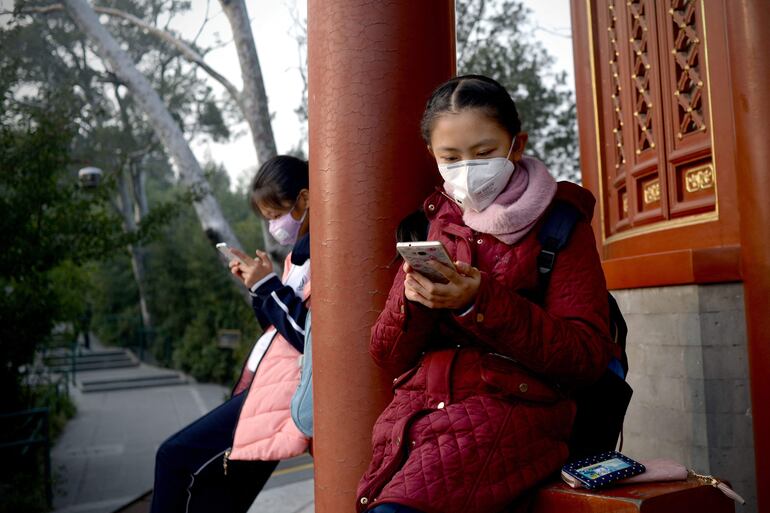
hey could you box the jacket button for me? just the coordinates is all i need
[428,204,435,211]
[477,238,483,245]
[519,383,529,393]
[360,497,369,505]
[437,401,445,409]
[411,440,417,447]
[393,377,398,383]
[476,313,485,323]
[400,304,405,314]
[396,436,402,444]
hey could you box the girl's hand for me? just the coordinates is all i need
[403,260,481,310]
[229,249,274,288]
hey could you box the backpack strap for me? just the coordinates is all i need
[536,201,581,300]
[537,202,630,379]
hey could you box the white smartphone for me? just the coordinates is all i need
[216,242,246,265]
[396,241,456,283]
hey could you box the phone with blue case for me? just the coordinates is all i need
[561,451,645,489]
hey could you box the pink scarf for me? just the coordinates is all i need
[460,156,557,245]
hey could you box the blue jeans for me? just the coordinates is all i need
[150,393,279,513]
[367,505,424,513]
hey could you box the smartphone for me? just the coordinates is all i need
[216,242,246,265]
[561,451,645,490]
[396,241,456,283]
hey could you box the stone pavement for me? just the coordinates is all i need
[51,353,314,513]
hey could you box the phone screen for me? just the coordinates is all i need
[575,458,632,480]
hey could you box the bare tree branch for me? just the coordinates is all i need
[60,0,242,250]
[457,0,487,67]
[218,0,276,163]
[19,3,246,116]
[191,0,212,45]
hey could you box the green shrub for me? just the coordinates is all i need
[172,314,233,383]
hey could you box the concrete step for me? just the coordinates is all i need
[45,349,139,373]
[77,372,187,393]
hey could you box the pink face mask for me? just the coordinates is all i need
[268,205,307,246]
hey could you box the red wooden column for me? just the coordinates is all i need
[307,2,455,511]
[726,1,770,510]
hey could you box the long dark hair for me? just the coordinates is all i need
[420,74,522,143]
[249,155,309,213]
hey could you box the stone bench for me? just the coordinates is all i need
[532,477,735,512]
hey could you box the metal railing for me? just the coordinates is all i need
[0,407,53,508]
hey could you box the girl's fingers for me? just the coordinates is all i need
[427,260,462,284]
[407,270,436,294]
[405,282,433,308]
[454,260,472,275]
[405,275,426,298]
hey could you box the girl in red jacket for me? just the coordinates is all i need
[357,75,617,513]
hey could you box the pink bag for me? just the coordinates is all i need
[621,459,745,505]
[618,459,687,483]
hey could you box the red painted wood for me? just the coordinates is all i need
[725,0,770,510]
[533,479,735,513]
[307,2,455,512]
[570,0,741,289]
[602,245,741,289]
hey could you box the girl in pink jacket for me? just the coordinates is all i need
[150,155,311,513]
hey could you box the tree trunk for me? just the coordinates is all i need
[218,0,287,265]
[129,244,153,329]
[115,164,153,330]
[61,0,242,252]
[218,0,277,163]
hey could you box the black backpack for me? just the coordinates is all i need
[536,201,633,461]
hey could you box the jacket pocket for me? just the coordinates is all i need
[391,364,420,391]
[480,353,561,404]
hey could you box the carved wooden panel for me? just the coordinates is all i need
[627,0,657,157]
[669,0,707,140]
[596,0,716,236]
[599,0,631,231]
[608,3,626,175]
[661,0,716,217]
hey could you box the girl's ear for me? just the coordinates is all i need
[298,188,310,210]
[426,145,435,158]
[511,132,528,162]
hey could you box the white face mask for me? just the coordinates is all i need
[437,138,516,212]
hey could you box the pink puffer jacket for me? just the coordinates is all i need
[229,255,310,461]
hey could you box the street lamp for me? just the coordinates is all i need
[77,166,103,188]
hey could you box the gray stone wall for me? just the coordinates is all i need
[613,283,756,511]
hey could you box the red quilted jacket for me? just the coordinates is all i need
[356,182,617,513]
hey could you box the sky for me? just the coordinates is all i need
[0,0,575,186]
[168,0,577,188]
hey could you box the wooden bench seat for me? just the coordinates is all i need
[532,477,735,512]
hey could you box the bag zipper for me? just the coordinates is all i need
[688,469,746,504]
[223,448,231,475]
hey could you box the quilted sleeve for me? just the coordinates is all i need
[370,264,441,375]
[454,220,617,385]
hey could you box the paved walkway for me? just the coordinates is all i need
[51,347,314,513]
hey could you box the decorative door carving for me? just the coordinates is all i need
[596,0,716,238]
